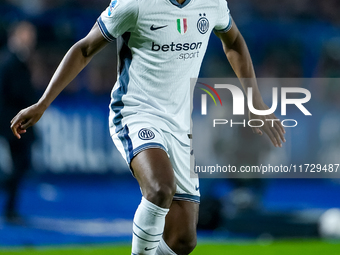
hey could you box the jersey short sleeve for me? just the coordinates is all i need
[97,0,139,42]
[214,0,232,33]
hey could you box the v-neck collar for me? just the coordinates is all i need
[168,0,192,8]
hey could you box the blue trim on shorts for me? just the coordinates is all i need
[173,193,200,203]
[132,143,167,159]
[97,17,115,42]
[118,125,134,164]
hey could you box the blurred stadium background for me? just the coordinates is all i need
[0,0,340,253]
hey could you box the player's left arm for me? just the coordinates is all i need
[215,19,286,147]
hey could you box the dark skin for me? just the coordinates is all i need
[131,148,198,254]
[10,14,285,255]
[216,19,286,147]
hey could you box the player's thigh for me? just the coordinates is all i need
[131,148,176,208]
[163,200,199,249]
[165,133,200,203]
[111,123,176,207]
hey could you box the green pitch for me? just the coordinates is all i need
[1,240,340,255]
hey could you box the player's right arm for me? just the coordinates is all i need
[10,23,109,139]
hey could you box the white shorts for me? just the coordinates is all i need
[111,120,200,203]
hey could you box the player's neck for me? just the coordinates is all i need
[176,0,186,4]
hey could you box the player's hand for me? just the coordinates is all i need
[248,101,286,147]
[10,103,46,139]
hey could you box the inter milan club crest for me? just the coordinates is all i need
[197,13,209,34]
[177,18,188,34]
[138,128,155,140]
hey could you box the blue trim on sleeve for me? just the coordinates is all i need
[173,193,200,203]
[214,15,233,33]
[97,16,116,42]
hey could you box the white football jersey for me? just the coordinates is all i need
[97,0,232,142]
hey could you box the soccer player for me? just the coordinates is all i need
[11,0,285,254]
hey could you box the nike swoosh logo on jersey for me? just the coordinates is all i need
[195,185,200,191]
[150,25,168,31]
[145,246,157,251]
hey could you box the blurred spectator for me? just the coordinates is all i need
[0,21,37,223]
[258,41,303,78]
[317,38,340,78]
[318,0,340,25]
